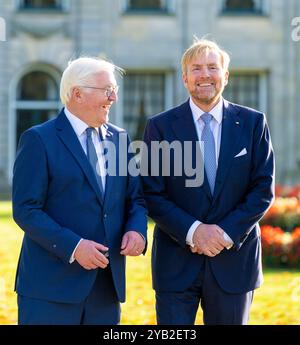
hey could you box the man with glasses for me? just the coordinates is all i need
[13,57,147,324]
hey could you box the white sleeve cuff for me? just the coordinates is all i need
[69,238,83,264]
[223,232,234,249]
[186,221,202,247]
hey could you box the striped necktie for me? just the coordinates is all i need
[86,127,104,198]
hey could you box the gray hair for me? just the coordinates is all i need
[60,57,123,105]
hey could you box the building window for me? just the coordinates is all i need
[222,0,264,14]
[20,0,62,10]
[223,72,267,112]
[17,71,58,101]
[125,0,169,13]
[123,73,165,140]
[16,70,60,146]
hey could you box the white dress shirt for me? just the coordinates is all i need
[64,107,106,190]
[185,98,233,249]
[64,107,107,263]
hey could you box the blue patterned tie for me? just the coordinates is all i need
[201,113,217,194]
[86,127,104,198]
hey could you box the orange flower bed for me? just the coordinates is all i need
[261,225,300,267]
[261,185,300,232]
[288,227,300,266]
[275,184,300,199]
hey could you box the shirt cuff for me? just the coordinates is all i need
[223,232,234,249]
[186,221,202,247]
[69,238,83,264]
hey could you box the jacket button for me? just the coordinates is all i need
[104,214,107,218]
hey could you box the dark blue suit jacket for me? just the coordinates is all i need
[13,109,147,303]
[142,99,275,294]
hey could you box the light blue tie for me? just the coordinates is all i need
[201,113,217,194]
[86,127,104,198]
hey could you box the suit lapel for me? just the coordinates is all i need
[212,100,243,203]
[101,125,116,210]
[171,101,212,200]
[55,110,104,205]
[171,101,199,143]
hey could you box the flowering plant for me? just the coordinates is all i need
[260,186,300,266]
[261,225,300,267]
[275,185,300,199]
[261,198,300,232]
[287,227,300,267]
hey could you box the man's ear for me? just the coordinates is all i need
[182,73,188,88]
[224,70,229,86]
[72,87,83,103]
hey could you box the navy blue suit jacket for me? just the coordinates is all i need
[142,99,275,294]
[13,109,147,303]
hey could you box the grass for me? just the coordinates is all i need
[1,201,300,325]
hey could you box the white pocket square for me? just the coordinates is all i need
[234,148,247,158]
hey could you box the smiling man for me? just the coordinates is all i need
[183,48,229,112]
[142,39,275,325]
[13,57,147,325]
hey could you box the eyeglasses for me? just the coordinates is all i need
[79,85,119,98]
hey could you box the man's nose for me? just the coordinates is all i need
[108,91,118,101]
[199,67,210,78]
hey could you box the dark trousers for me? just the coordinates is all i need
[18,267,120,325]
[156,259,254,325]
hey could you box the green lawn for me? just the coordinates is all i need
[1,201,300,325]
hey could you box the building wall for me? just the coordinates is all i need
[0,0,299,197]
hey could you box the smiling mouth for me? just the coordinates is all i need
[197,83,214,87]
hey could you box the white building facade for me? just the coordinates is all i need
[0,0,300,197]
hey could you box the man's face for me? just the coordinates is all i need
[182,50,229,111]
[75,71,118,127]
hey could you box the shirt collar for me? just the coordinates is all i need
[189,97,224,125]
[64,107,100,136]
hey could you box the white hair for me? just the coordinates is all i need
[60,57,123,105]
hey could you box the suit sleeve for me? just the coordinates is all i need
[12,129,82,264]
[123,133,148,242]
[217,114,275,250]
[142,118,198,247]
